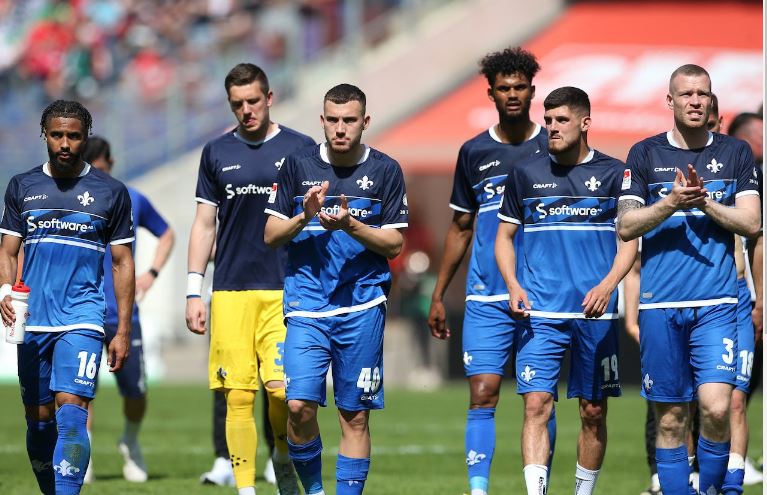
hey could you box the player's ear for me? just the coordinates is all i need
[581,115,591,132]
[530,85,535,100]
[487,86,494,102]
[362,114,371,131]
[666,92,673,110]
[266,90,274,108]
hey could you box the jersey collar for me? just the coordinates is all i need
[319,142,370,165]
[666,130,713,149]
[549,148,595,165]
[488,123,542,143]
[233,125,281,145]
[43,162,91,177]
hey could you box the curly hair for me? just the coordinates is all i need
[479,47,541,87]
[40,100,93,137]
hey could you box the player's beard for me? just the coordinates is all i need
[47,146,82,175]
[548,135,578,156]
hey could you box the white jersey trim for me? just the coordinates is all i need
[0,228,22,237]
[466,294,510,302]
[27,323,104,334]
[666,130,713,149]
[320,143,370,165]
[527,310,618,320]
[639,297,738,309]
[43,162,91,177]
[488,123,542,143]
[26,237,106,253]
[195,197,218,207]
[478,203,501,214]
[497,213,521,224]
[449,203,473,213]
[550,148,594,164]
[736,190,759,198]
[618,195,646,205]
[233,126,281,145]
[382,223,408,229]
[264,208,290,220]
[285,294,387,319]
[110,237,135,246]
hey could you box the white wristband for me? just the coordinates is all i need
[0,283,11,300]
[186,272,204,298]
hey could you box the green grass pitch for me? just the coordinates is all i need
[0,384,761,494]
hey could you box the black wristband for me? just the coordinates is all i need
[148,268,160,278]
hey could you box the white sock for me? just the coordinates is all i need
[728,453,746,470]
[470,489,487,495]
[523,464,548,495]
[122,420,141,444]
[575,463,600,495]
[238,487,255,495]
[688,455,696,468]
[650,472,660,489]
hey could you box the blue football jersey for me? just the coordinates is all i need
[196,126,315,291]
[265,143,408,318]
[103,187,169,325]
[0,163,134,333]
[619,132,760,308]
[449,125,547,301]
[498,150,624,318]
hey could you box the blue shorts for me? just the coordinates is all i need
[284,304,385,411]
[462,300,517,376]
[735,278,755,394]
[18,328,104,405]
[98,320,146,398]
[639,304,737,402]
[515,317,621,401]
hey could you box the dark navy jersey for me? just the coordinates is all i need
[619,132,760,308]
[0,163,134,332]
[499,150,624,318]
[103,187,169,325]
[265,143,408,318]
[196,126,315,291]
[449,125,548,301]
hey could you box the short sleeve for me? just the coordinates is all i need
[497,166,522,224]
[734,141,760,199]
[195,144,219,206]
[136,192,169,237]
[380,161,408,229]
[265,154,295,220]
[109,185,135,245]
[448,145,476,213]
[619,143,649,204]
[0,177,24,238]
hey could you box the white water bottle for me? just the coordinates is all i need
[5,282,30,344]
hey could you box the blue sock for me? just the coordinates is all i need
[547,406,557,475]
[288,436,324,494]
[465,407,495,493]
[336,454,370,495]
[656,445,690,495]
[697,436,730,495]
[53,404,90,495]
[26,418,57,495]
[722,465,744,495]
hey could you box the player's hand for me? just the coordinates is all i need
[107,330,130,372]
[186,297,207,335]
[427,299,450,339]
[319,194,351,231]
[582,282,612,318]
[753,301,763,344]
[303,181,329,220]
[509,284,531,320]
[0,295,14,327]
[135,272,156,302]
[668,166,707,210]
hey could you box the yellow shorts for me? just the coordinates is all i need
[209,290,286,390]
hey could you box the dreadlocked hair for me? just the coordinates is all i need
[40,100,93,137]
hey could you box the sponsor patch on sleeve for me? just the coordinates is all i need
[621,169,631,190]
[267,183,278,204]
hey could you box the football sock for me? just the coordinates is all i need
[547,406,557,475]
[336,454,369,494]
[225,389,257,490]
[656,445,690,495]
[722,453,745,495]
[698,436,729,495]
[122,419,141,445]
[465,407,495,495]
[265,384,290,456]
[53,404,90,495]
[289,435,324,494]
[26,418,57,495]
[238,488,255,495]
[575,463,600,495]
[523,464,548,495]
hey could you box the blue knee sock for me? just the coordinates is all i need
[26,418,57,495]
[465,407,495,493]
[697,436,730,495]
[722,464,744,495]
[53,404,90,495]
[547,406,557,475]
[336,454,370,495]
[288,436,324,494]
[656,445,691,495]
